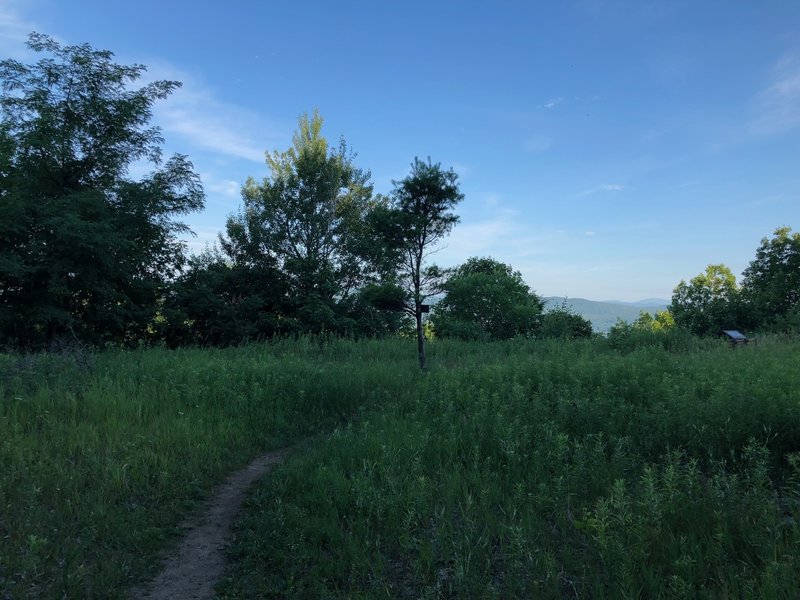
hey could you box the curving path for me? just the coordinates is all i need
[132,447,293,600]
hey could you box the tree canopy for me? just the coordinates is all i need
[669,264,742,336]
[0,34,204,347]
[742,227,800,325]
[2,34,795,354]
[219,111,376,333]
[432,257,543,340]
[373,158,464,368]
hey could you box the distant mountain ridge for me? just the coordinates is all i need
[544,297,669,333]
[602,298,670,307]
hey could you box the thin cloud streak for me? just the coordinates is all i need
[575,183,626,198]
[432,209,562,267]
[145,62,288,163]
[203,175,240,199]
[181,226,224,255]
[0,0,48,58]
[751,53,800,135]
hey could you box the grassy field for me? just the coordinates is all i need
[0,338,419,598]
[218,337,800,599]
[2,336,800,598]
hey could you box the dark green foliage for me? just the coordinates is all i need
[374,158,464,368]
[670,264,743,336]
[763,303,800,334]
[338,289,410,338]
[539,302,594,339]
[0,34,203,348]
[742,227,800,328]
[219,112,378,335]
[432,257,543,340]
[161,249,292,346]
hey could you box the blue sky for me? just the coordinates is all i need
[2,0,798,301]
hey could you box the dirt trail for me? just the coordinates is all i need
[132,446,293,600]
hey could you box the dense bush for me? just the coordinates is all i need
[539,304,593,339]
[431,257,543,340]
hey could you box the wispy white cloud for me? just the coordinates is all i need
[144,62,288,163]
[575,183,626,198]
[675,180,702,189]
[202,174,240,199]
[543,97,563,109]
[752,53,800,135]
[0,3,286,165]
[159,107,267,163]
[0,0,46,58]
[484,193,501,207]
[182,226,224,255]
[199,173,244,211]
[431,208,560,266]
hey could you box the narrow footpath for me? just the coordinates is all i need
[132,447,293,600]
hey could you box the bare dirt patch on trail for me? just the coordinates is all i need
[132,446,293,600]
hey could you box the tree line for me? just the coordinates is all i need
[667,228,800,336]
[1,35,796,360]
[0,35,589,361]
[607,230,799,342]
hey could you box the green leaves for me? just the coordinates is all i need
[432,257,544,340]
[742,227,800,326]
[390,157,462,248]
[670,264,742,336]
[378,158,464,368]
[0,34,204,348]
[220,111,376,334]
[668,228,800,336]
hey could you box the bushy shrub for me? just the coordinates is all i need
[539,305,593,339]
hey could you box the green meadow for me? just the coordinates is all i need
[0,339,413,598]
[3,336,800,598]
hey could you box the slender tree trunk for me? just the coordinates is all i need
[415,307,426,371]
[413,253,426,371]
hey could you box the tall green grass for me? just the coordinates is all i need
[219,337,800,598]
[0,338,420,598]
[4,336,799,598]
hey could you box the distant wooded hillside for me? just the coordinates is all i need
[544,297,668,333]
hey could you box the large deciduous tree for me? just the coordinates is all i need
[220,112,375,333]
[670,264,742,336]
[0,33,204,347]
[373,158,464,369]
[432,257,543,340]
[741,227,800,324]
